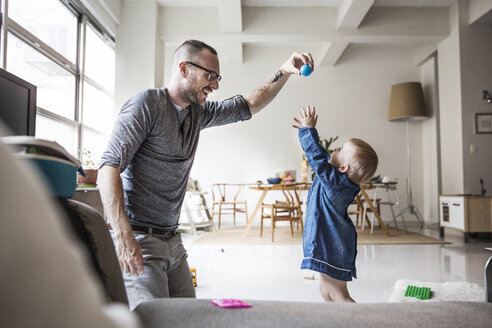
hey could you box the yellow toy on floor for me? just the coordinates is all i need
[190,267,197,287]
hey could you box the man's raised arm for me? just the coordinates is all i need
[244,52,314,114]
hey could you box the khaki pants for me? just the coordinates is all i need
[111,231,196,310]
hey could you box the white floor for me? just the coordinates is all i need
[182,220,492,303]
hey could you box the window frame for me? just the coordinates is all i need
[0,0,115,158]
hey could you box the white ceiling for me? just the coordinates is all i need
[154,0,492,66]
[157,0,457,8]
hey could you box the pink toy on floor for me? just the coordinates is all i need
[211,299,252,308]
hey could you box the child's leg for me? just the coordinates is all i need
[319,273,355,303]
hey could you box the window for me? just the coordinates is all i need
[81,25,115,160]
[2,0,116,163]
[7,32,76,119]
[8,0,78,63]
[35,114,78,155]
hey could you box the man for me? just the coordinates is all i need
[98,40,314,310]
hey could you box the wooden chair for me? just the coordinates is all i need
[361,186,382,234]
[260,185,304,242]
[348,193,366,228]
[211,183,248,229]
[348,191,380,231]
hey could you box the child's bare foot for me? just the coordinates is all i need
[319,273,355,303]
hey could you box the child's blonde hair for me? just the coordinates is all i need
[346,138,378,185]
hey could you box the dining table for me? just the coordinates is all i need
[243,182,311,236]
[243,182,391,237]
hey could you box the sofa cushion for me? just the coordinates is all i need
[136,298,492,328]
[59,198,128,305]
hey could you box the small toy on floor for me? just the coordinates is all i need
[303,273,315,280]
[190,267,197,287]
[211,299,252,308]
[405,285,431,300]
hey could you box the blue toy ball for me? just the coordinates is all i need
[300,64,312,76]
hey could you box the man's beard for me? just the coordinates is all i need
[183,85,204,107]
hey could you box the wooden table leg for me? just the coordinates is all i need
[359,187,391,236]
[243,190,269,236]
[364,212,372,230]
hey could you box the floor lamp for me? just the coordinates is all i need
[388,82,428,228]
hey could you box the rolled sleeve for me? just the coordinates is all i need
[200,95,251,130]
[99,92,157,172]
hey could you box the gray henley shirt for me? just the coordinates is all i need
[100,88,251,230]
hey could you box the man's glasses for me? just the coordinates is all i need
[186,61,222,82]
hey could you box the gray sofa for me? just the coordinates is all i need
[62,199,492,328]
[1,135,490,328]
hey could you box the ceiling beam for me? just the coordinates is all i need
[161,33,445,44]
[318,42,349,66]
[337,0,374,29]
[468,0,492,24]
[160,7,448,44]
[414,43,437,67]
[217,0,242,32]
[159,6,449,66]
[216,0,243,62]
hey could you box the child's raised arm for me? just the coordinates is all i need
[294,107,341,187]
[292,105,318,129]
[298,128,342,187]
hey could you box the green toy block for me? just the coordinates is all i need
[404,285,431,300]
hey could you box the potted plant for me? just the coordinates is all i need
[77,148,98,186]
[301,136,339,182]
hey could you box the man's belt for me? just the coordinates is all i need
[130,224,176,236]
[108,223,176,236]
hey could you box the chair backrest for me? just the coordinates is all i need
[232,185,244,202]
[280,186,295,205]
[279,183,305,208]
[211,183,225,202]
[292,185,304,206]
[211,183,245,202]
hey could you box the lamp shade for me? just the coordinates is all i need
[388,82,428,121]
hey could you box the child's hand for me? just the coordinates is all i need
[292,105,318,129]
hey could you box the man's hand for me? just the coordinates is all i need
[292,105,318,129]
[280,52,314,75]
[116,233,144,276]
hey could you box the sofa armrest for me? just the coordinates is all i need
[59,198,128,305]
[135,298,492,328]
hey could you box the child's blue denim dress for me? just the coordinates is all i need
[298,127,360,281]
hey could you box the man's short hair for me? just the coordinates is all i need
[173,39,217,63]
[346,138,378,185]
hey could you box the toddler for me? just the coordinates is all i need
[292,105,378,302]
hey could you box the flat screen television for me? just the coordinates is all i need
[0,68,37,136]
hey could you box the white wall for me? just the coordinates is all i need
[420,55,440,223]
[437,2,465,195]
[115,0,158,110]
[437,0,492,196]
[114,1,492,226]
[460,21,492,195]
[184,44,422,223]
